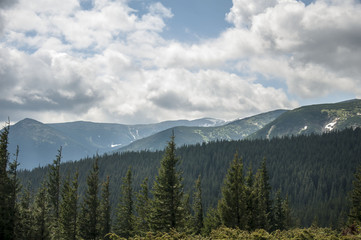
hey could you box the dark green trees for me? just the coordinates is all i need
[349,165,361,224]
[100,176,111,239]
[150,134,184,232]
[219,152,247,229]
[192,176,204,234]
[0,121,21,240]
[59,172,78,240]
[135,177,150,235]
[47,147,62,239]
[115,168,134,238]
[79,157,100,240]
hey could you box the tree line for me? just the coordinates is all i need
[3,122,361,239]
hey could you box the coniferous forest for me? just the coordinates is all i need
[2,122,361,239]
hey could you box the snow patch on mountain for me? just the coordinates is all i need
[325,118,339,131]
[111,143,122,148]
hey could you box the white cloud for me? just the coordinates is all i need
[1,0,361,124]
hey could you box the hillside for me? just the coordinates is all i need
[18,128,361,228]
[250,99,361,139]
[8,118,225,169]
[116,110,286,152]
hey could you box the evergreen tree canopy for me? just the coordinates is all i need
[79,157,100,240]
[219,152,247,229]
[150,133,184,232]
[115,167,134,238]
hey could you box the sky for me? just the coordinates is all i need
[1,0,361,124]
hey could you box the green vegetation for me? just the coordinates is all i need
[3,118,361,239]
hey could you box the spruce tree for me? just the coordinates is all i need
[273,189,285,230]
[135,177,150,235]
[33,183,50,240]
[192,175,203,235]
[245,164,257,231]
[253,158,273,231]
[8,145,21,239]
[79,157,100,240]
[99,176,111,239]
[47,147,62,240]
[182,193,193,233]
[349,164,361,224]
[115,168,134,238]
[16,183,35,240]
[219,152,247,229]
[59,172,78,240]
[0,121,11,240]
[150,133,184,232]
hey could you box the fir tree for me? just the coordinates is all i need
[115,168,134,238]
[135,177,150,235]
[99,176,111,239]
[79,157,100,240]
[59,172,78,240]
[47,147,62,240]
[219,152,247,229]
[192,175,203,235]
[150,133,184,232]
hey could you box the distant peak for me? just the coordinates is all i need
[16,118,43,125]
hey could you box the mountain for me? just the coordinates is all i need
[116,110,287,152]
[7,117,225,169]
[250,99,361,139]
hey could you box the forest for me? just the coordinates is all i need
[2,122,361,239]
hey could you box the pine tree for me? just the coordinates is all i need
[349,164,361,224]
[192,175,203,235]
[115,168,134,238]
[150,133,184,232]
[135,177,150,235]
[219,152,247,229]
[99,176,111,239]
[59,172,78,240]
[47,147,62,240]
[79,157,100,240]
[33,183,50,240]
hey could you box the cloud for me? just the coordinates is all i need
[1,0,360,124]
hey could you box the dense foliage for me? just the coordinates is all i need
[3,123,361,239]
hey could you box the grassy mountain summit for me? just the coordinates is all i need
[250,99,361,139]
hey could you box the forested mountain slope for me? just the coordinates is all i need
[250,99,361,139]
[18,127,361,228]
[8,117,225,169]
[116,110,286,152]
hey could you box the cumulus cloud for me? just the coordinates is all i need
[1,0,360,124]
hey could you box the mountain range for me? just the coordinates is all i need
[5,99,361,169]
